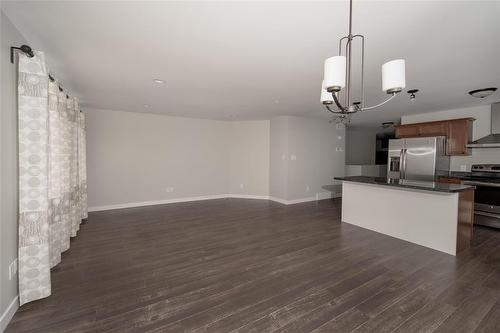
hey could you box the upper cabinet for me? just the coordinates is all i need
[447,119,474,155]
[395,118,474,156]
[419,121,448,137]
[395,124,420,138]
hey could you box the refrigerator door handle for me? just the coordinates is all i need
[399,149,403,178]
[399,149,403,179]
[401,148,407,179]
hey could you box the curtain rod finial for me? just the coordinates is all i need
[10,45,34,63]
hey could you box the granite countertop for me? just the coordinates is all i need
[448,171,472,178]
[334,176,475,193]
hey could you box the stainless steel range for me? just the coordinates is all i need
[461,164,500,229]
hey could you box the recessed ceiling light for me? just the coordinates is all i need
[153,79,165,84]
[468,87,497,98]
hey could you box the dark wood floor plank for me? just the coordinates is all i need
[391,301,456,333]
[6,198,500,333]
[350,271,452,333]
[270,272,395,332]
[473,299,500,333]
[433,287,500,333]
[194,255,378,333]
[311,307,369,333]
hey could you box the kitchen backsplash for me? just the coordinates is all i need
[450,148,500,171]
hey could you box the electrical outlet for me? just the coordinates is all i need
[166,186,175,193]
[335,147,344,152]
[460,165,467,171]
[239,183,244,189]
[306,186,310,192]
[8,259,18,280]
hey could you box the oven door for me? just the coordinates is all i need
[462,180,500,228]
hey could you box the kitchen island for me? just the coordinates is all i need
[334,176,475,255]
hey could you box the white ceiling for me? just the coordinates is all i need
[3,1,500,125]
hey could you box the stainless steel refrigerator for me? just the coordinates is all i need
[387,136,450,181]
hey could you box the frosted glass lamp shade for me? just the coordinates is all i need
[321,81,334,104]
[382,59,406,93]
[324,56,346,92]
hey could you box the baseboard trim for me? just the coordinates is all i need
[280,196,318,204]
[89,192,341,212]
[267,196,289,205]
[226,194,270,200]
[0,296,18,332]
[88,194,229,212]
[270,192,341,205]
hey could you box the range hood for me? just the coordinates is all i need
[467,103,500,148]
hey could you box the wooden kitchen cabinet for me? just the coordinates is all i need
[438,176,462,184]
[394,118,474,156]
[395,120,448,138]
[419,121,447,137]
[447,119,473,155]
[395,124,420,138]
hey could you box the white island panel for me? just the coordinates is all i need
[342,181,459,255]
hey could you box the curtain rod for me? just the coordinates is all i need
[49,74,66,95]
[10,45,34,63]
[13,46,81,110]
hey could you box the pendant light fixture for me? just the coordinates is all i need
[321,0,407,123]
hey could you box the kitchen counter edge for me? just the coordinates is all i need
[334,176,475,193]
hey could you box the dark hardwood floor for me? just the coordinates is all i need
[6,198,500,333]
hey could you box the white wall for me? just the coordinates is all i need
[269,116,345,201]
[401,105,500,171]
[287,116,345,200]
[345,165,386,177]
[345,127,378,165]
[87,111,345,209]
[227,121,270,196]
[0,10,23,329]
[86,109,271,209]
[269,117,288,200]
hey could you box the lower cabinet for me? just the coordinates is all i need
[438,177,462,184]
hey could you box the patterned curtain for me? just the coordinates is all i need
[18,51,87,305]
